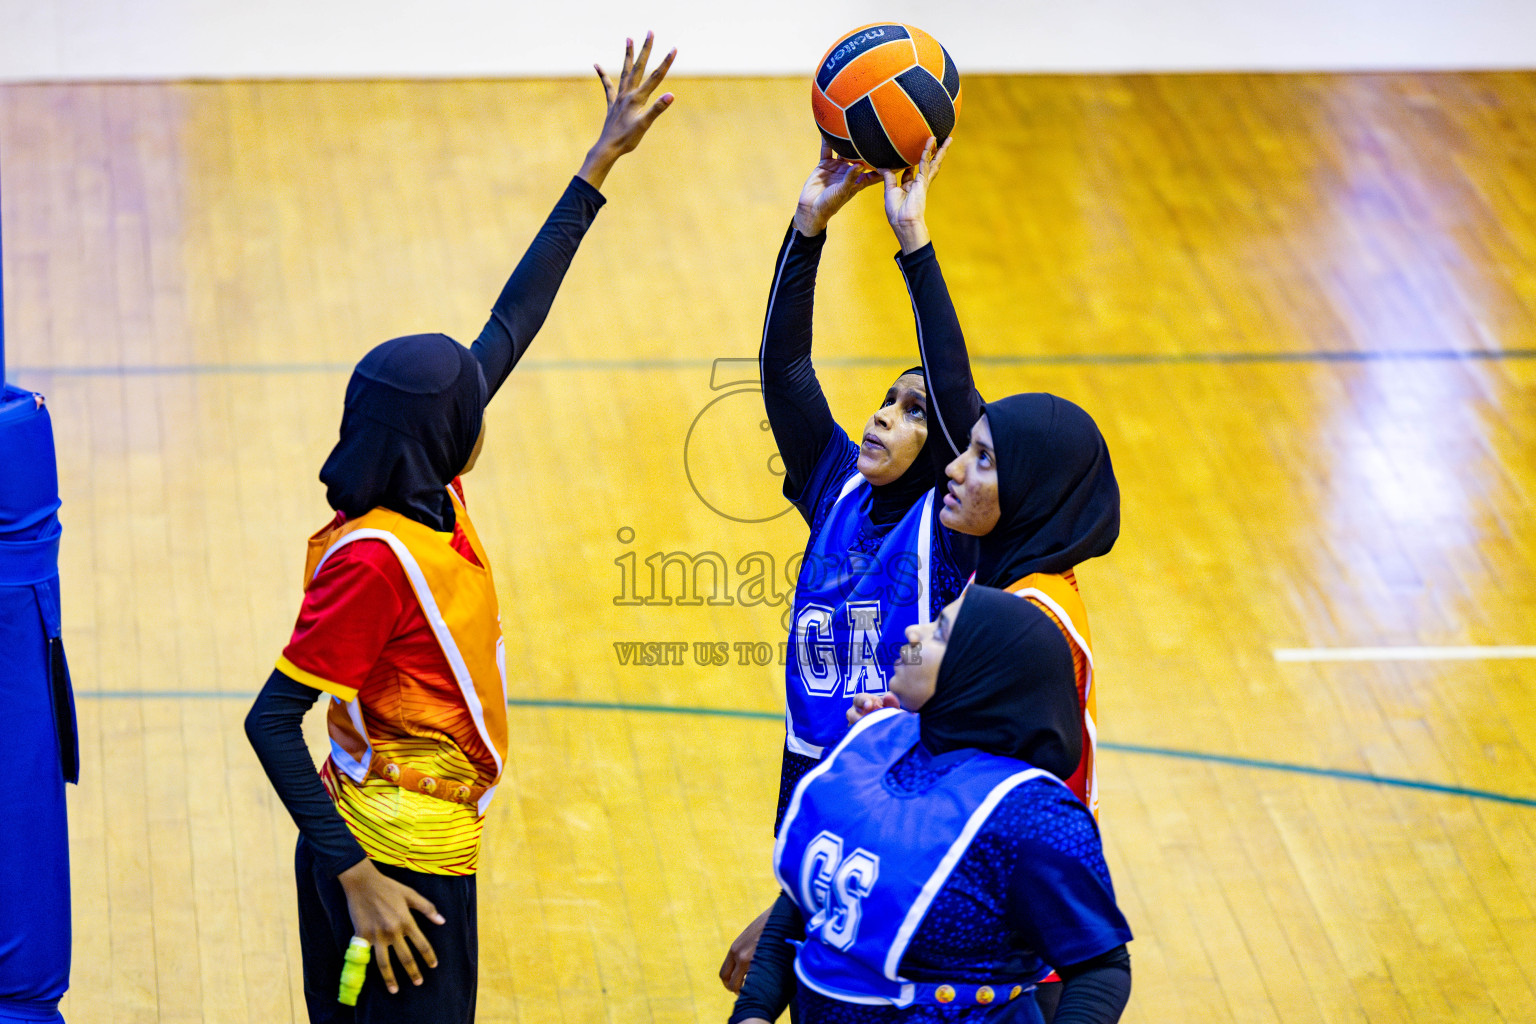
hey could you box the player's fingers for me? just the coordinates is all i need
[405,888,446,926]
[718,949,740,987]
[819,142,834,162]
[373,940,400,994]
[880,168,901,190]
[640,94,675,130]
[595,65,616,105]
[405,920,439,972]
[619,37,635,88]
[928,137,951,180]
[639,47,676,100]
[631,31,655,88]
[727,957,750,993]
[392,938,424,987]
[916,137,937,177]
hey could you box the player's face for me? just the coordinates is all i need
[858,373,928,486]
[939,415,1000,534]
[890,589,965,711]
[461,419,487,474]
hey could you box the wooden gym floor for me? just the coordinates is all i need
[2,71,1534,1023]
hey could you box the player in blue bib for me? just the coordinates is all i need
[733,586,1133,1024]
[763,139,984,824]
[719,138,986,994]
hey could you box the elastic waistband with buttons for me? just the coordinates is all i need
[367,752,487,807]
[911,980,1035,1006]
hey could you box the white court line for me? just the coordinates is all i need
[1274,646,1536,662]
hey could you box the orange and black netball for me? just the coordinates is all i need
[812,23,962,169]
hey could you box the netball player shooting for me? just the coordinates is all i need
[719,137,986,993]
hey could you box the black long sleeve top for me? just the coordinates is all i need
[244,175,605,876]
[757,223,984,512]
[244,670,365,876]
[470,176,606,398]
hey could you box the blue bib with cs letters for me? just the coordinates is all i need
[774,709,1057,1007]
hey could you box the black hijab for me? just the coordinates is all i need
[319,333,488,533]
[867,366,937,526]
[976,393,1119,587]
[919,585,1082,777]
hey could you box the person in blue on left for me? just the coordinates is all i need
[730,585,1133,1024]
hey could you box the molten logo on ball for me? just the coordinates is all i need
[824,26,896,74]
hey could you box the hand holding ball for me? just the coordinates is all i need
[812,24,961,169]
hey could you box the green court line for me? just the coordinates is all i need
[76,689,1536,809]
[1096,741,1536,809]
[9,347,1536,380]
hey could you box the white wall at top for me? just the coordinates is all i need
[2,0,1533,81]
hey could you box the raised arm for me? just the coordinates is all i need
[759,146,881,499]
[469,180,605,399]
[471,33,676,400]
[882,139,983,478]
[759,225,834,499]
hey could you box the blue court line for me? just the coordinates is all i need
[76,690,1536,809]
[8,347,1536,379]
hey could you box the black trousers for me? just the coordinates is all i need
[295,836,478,1024]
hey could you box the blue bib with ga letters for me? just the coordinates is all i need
[774,710,1055,1007]
[784,474,934,755]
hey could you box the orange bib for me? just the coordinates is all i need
[1007,572,1098,817]
[300,489,508,815]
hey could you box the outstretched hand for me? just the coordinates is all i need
[579,32,677,190]
[793,144,882,238]
[882,136,952,254]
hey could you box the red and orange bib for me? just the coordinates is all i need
[278,488,508,873]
